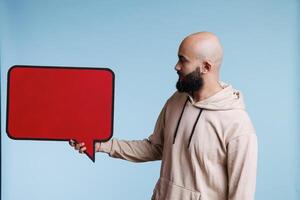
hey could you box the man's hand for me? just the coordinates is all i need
[69,139,101,153]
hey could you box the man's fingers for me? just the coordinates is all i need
[69,139,76,147]
[69,140,86,154]
[75,142,85,150]
[79,147,87,153]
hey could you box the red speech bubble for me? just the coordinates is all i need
[6,65,114,162]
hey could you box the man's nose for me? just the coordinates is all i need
[175,63,181,71]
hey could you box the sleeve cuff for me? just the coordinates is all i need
[99,140,113,154]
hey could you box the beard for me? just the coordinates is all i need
[176,67,204,93]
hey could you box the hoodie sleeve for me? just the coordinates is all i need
[98,102,166,162]
[227,133,258,200]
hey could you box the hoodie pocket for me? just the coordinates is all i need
[151,177,201,200]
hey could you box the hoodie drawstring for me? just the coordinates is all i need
[173,97,189,144]
[187,108,203,148]
[173,97,204,148]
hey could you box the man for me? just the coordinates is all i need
[70,32,258,200]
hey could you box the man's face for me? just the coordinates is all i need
[175,42,204,93]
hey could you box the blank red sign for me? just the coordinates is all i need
[7,65,114,162]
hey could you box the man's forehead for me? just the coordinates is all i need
[178,41,198,59]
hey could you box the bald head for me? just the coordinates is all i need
[179,32,223,73]
[175,32,224,96]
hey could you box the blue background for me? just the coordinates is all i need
[1,0,299,199]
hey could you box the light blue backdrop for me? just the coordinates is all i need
[1,0,299,200]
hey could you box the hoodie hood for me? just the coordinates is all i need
[185,81,245,110]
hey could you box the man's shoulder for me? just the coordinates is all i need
[165,91,188,105]
[221,109,256,141]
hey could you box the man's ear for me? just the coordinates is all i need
[201,61,212,74]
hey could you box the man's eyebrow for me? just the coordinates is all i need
[178,54,189,61]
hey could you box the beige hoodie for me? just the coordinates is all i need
[99,81,258,200]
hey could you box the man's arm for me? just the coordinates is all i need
[96,102,167,162]
[227,133,258,200]
[98,136,163,162]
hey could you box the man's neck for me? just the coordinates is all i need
[191,80,223,102]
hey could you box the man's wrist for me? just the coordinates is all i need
[98,140,113,153]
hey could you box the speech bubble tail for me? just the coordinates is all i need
[86,152,95,163]
[83,140,96,162]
